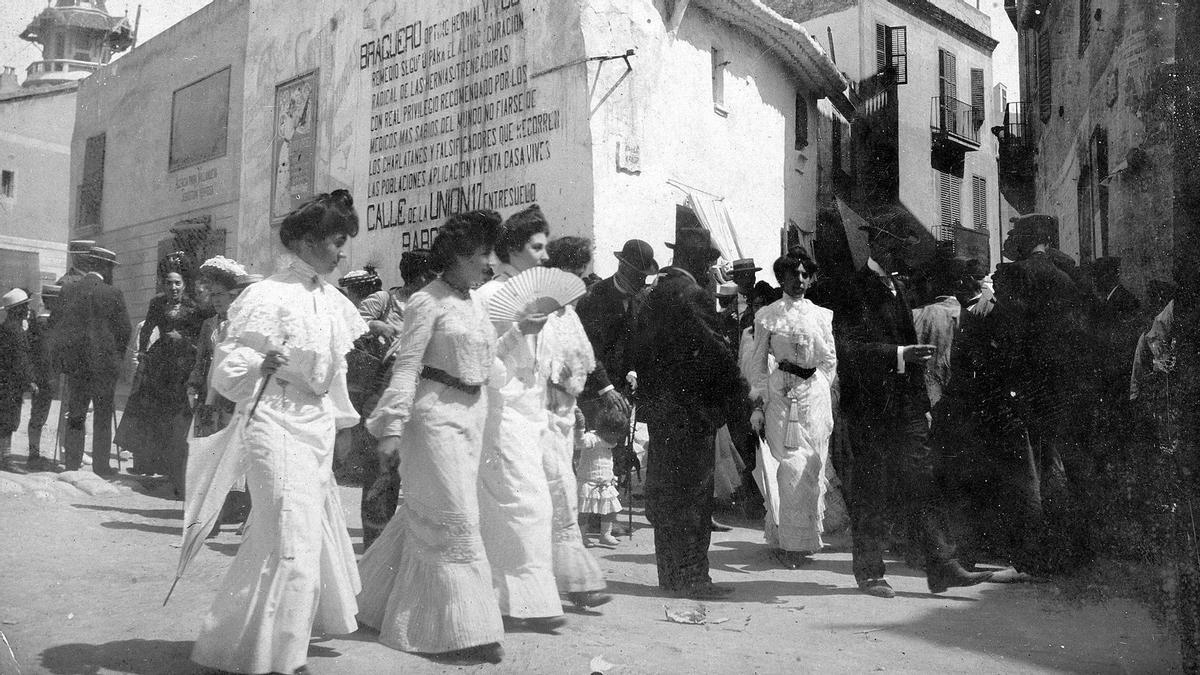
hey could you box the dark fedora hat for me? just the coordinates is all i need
[666,228,721,257]
[729,258,761,275]
[1009,213,1058,241]
[614,239,659,275]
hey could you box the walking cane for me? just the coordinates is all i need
[53,374,67,466]
[113,408,122,472]
[625,404,637,540]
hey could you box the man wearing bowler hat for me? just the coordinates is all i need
[577,239,660,416]
[48,246,131,475]
[630,227,747,599]
[835,211,992,598]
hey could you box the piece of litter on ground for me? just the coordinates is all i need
[67,613,74,620]
[589,655,620,672]
[663,603,729,625]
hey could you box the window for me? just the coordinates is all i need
[936,169,962,243]
[54,34,65,59]
[794,93,808,150]
[77,133,106,230]
[1077,163,1094,262]
[1037,28,1052,122]
[970,68,985,128]
[1079,0,1092,54]
[169,67,231,171]
[875,24,908,84]
[938,49,958,134]
[0,171,12,198]
[971,175,987,231]
[1091,127,1110,255]
[711,47,726,114]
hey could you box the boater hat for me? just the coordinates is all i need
[1,288,30,310]
[613,239,659,276]
[729,258,761,275]
[81,246,120,265]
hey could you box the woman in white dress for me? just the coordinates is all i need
[191,190,367,675]
[541,236,610,608]
[473,204,565,630]
[358,210,538,664]
[746,252,837,569]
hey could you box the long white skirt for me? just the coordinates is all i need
[477,381,561,618]
[755,370,833,553]
[357,380,503,653]
[192,391,359,674]
[544,409,605,593]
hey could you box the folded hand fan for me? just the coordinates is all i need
[488,267,587,323]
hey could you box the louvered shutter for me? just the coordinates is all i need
[888,27,908,84]
[939,50,958,135]
[1079,0,1092,54]
[876,24,887,73]
[1037,28,1052,121]
[972,175,987,231]
[970,68,985,128]
[937,169,961,244]
[77,133,106,230]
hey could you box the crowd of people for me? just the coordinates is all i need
[0,192,1179,672]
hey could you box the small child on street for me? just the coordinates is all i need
[0,289,38,472]
[576,404,627,547]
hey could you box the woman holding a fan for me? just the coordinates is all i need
[190,191,367,675]
[358,210,542,664]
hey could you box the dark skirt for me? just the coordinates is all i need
[116,339,195,476]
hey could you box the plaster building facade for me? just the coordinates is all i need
[770,0,1001,268]
[69,0,851,303]
[0,0,133,297]
[999,0,1177,294]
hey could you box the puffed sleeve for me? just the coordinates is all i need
[746,310,772,403]
[210,341,266,404]
[366,291,437,438]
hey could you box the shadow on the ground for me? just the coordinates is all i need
[204,541,240,557]
[39,638,202,674]
[71,504,182,520]
[100,520,179,535]
[604,577,878,603]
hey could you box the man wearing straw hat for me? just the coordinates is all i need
[48,246,130,475]
[0,289,38,472]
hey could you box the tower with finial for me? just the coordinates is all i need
[18,0,135,88]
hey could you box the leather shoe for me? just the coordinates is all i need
[710,518,732,532]
[26,456,61,472]
[436,642,504,665]
[927,560,994,594]
[568,591,613,608]
[504,615,567,633]
[858,578,896,598]
[93,465,117,477]
[670,582,734,600]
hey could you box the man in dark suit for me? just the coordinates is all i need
[48,246,131,475]
[835,214,992,598]
[630,228,746,599]
[577,239,659,416]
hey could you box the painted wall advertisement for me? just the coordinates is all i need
[272,70,318,220]
[360,0,565,251]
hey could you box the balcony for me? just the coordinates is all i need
[997,101,1037,212]
[930,96,982,151]
[24,59,98,86]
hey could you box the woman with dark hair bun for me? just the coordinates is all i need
[745,252,837,569]
[358,209,535,664]
[190,189,368,675]
[117,251,210,482]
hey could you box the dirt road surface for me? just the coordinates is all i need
[0,405,1180,674]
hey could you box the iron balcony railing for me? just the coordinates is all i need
[1003,101,1032,145]
[930,96,981,147]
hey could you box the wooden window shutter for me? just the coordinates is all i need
[937,169,961,243]
[1078,0,1092,54]
[77,133,106,231]
[876,24,887,73]
[887,27,908,84]
[972,175,987,231]
[970,68,985,128]
[1037,28,1052,122]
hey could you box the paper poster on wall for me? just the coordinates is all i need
[271,70,318,220]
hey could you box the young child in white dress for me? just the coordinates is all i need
[576,405,627,547]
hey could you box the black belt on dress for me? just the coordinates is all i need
[420,366,482,396]
[777,361,817,379]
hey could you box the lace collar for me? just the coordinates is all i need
[281,253,322,285]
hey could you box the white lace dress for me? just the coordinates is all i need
[473,267,563,618]
[538,306,605,593]
[745,296,836,553]
[357,279,525,653]
[191,256,367,675]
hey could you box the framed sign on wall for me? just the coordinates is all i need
[271,70,318,221]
